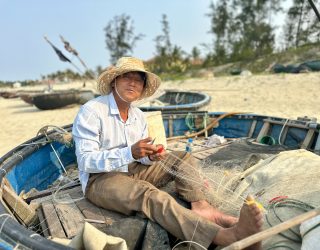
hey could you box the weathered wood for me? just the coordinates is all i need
[168,117,174,137]
[263,118,312,129]
[53,194,84,238]
[314,132,320,154]
[2,184,36,226]
[30,185,82,210]
[36,207,50,238]
[75,197,106,222]
[247,120,257,138]
[25,182,80,204]
[256,122,270,143]
[42,201,66,238]
[301,129,315,149]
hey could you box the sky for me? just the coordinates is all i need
[0,0,290,81]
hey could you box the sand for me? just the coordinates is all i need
[1,73,320,156]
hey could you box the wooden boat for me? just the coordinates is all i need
[0,111,320,249]
[20,93,35,105]
[0,91,20,99]
[32,90,95,110]
[139,90,211,113]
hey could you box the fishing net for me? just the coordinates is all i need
[194,139,287,214]
[159,141,320,249]
[186,146,320,249]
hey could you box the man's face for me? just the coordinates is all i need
[114,71,145,102]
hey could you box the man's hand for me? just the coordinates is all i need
[131,137,157,160]
[148,144,167,161]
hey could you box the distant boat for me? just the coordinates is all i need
[20,91,46,105]
[139,90,211,113]
[32,90,95,110]
[0,91,20,99]
[20,94,34,105]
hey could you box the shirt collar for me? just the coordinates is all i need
[108,92,137,124]
[108,92,120,115]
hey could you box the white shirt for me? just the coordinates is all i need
[72,93,153,193]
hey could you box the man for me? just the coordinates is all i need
[72,57,263,249]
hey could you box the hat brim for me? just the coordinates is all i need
[97,67,161,99]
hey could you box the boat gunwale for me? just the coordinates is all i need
[0,113,320,249]
[139,90,211,111]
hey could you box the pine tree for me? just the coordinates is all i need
[104,14,144,64]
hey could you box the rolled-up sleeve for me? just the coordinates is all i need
[72,106,135,173]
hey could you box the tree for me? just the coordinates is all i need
[191,46,201,60]
[104,14,144,64]
[206,0,282,63]
[154,14,173,57]
[206,0,230,64]
[151,14,188,74]
[229,0,281,60]
[283,0,320,48]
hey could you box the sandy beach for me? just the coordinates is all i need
[1,72,320,156]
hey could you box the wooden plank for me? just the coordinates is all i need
[256,122,270,143]
[168,117,174,137]
[314,133,320,154]
[247,120,257,138]
[36,208,49,238]
[73,195,106,222]
[53,194,84,238]
[42,201,66,238]
[301,129,315,149]
[25,182,80,204]
[263,118,310,129]
[30,185,82,210]
[2,184,36,226]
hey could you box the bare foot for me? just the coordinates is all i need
[212,195,264,249]
[191,200,238,228]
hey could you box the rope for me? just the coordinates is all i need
[278,119,289,145]
[185,112,210,132]
[174,93,185,104]
[266,198,315,243]
[172,240,207,250]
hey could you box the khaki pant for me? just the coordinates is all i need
[85,151,219,248]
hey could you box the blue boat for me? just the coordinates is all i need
[0,111,319,249]
[139,90,211,112]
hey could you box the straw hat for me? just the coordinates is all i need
[97,57,161,99]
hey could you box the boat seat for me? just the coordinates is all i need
[145,111,167,148]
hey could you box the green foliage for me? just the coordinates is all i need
[46,69,82,82]
[283,0,320,48]
[206,0,281,64]
[104,14,144,64]
[151,14,190,75]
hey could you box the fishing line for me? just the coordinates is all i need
[157,154,248,210]
[189,218,199,250]
[161,152,248,203]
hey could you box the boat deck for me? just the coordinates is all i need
[28,137,230,249]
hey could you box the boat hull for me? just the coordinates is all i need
[139,90,211,112]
